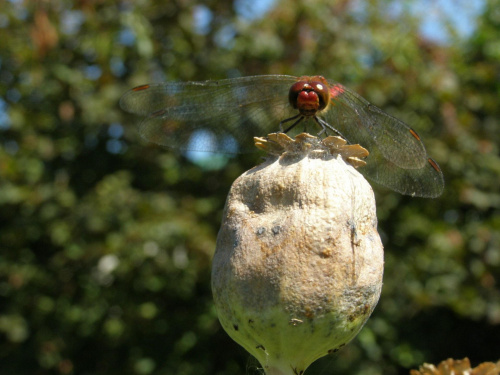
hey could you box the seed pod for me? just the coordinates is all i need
[212,133,384,375]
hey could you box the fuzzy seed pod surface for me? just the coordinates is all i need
[212,133,384,375]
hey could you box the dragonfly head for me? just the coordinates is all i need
[289,76,330,117]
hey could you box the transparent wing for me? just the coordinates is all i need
[361,155,444,197]
[120,75,299,153]
[323,81,428,169]
[120,75,444,197]
[320,81,444,197]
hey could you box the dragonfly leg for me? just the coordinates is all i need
[280,114,303,133]
[283,116,305,134]
[315,117,348,141]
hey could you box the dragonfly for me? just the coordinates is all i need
[120,75,444,198]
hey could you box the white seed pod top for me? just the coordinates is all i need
[212,133,384,375]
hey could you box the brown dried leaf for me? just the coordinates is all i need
[30,10,58,57]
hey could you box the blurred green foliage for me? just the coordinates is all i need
[0,0,499,374]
